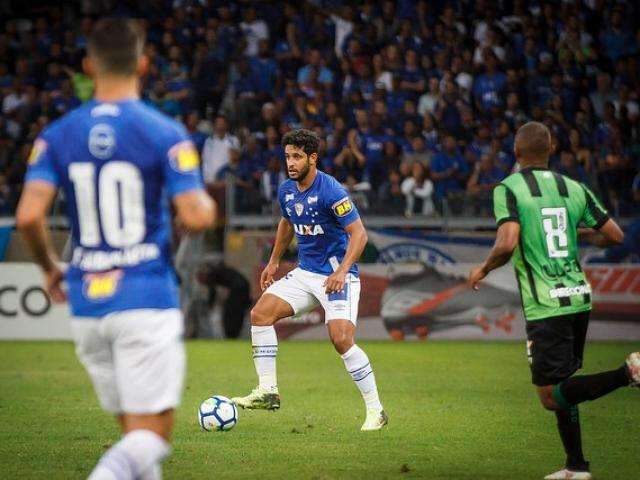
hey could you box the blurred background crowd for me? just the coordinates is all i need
[1,0,640,218]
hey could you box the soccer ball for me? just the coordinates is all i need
[198,395,238,432]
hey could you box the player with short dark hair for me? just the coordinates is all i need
[16,18,215,480]
[232,129,388,431]
[468,121,639,480]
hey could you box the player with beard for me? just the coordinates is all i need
[232,129,388,431]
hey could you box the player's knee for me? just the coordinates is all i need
[250,307,274,327]
[538,391,560,411]
[330,332,354,354]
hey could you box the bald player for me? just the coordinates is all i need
[468,121,639,480]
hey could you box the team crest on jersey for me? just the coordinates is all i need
[332,196,353,217]
[169,141,199,172]
[295,203,304,216]
[83,270,123,301]
[88,123,116,159]
[28,139,47,165]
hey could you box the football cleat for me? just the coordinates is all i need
[543,469,592,479]
[626,352,640,387]
[231,387,280,410]
[360,409,388,431]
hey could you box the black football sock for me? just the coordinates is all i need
[554,366,630,407]
[555,406,589,471]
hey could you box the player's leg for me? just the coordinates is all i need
[527,315,590,478]
[322,276,387,431]
[233,268,317,409]
[527,313,634,479]
[87,309,184,480]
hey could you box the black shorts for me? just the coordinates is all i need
[525,311,590,386]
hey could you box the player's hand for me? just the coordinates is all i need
[324,270,346,294]
[260,262,279,291]
[467,265,487,291]
[44,266,67,303]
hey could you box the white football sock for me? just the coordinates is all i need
[251,325,278,390]
[341,344,383,411]
[88,429,170,480]
[139,463,162,480]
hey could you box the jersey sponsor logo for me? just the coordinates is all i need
[293,224,325,236]
[307,196,318,204]
[83,270,123,300]
[285,193,294,202]
[332,197,353,217]
[168,141,199,172]
[88,123,116,159]
[295,203,304,216]
[28,139,47,165]
[548,284,592,299]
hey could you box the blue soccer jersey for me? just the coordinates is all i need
[25,99,204,317]
[278,171,360,276]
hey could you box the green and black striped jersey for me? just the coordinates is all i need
[493,167,609,321]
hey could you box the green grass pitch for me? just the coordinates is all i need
[0,340,637,479]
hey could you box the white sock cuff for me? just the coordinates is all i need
[127,430,171,459]
[340,344,360,360]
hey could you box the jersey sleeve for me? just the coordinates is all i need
[24,136,59,186]
[580,185,609,229]
[326,182,360,228]
[493,184,519,226]
[163,125,204,198]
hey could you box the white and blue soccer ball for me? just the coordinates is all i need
[198,395,238,432]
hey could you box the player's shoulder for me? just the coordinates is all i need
[278,178,296,197]
[316,171,346,195]
[39,101,94,142]
[127,101,187,139]
[496,171,521,191]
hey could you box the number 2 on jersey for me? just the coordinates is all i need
[541,207,568,258]
[69,162,146,248]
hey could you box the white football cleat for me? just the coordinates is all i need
[626,352,640,386]
[544,468,592,480]
[231,386,280,410]
[360,409,388,431]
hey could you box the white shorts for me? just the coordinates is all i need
[71,308,185,415]
[265,267,361,324]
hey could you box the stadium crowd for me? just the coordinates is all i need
[1,0,640,217]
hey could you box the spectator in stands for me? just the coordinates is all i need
[431,135,466,209]
[239,5,269,57]
[467,153,505,214]
[401,161,434,217]
[557,150,589,185]
[202,115,240,185]
[590,72,617,119]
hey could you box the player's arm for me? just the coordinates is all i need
[578,219,624,247]
[577,185,624,247]
[468,221,520,290]
[15,181,66,303]
[324,218,368,294]
[173,190,216,233]
[261,217,294,290]
[468,183,519,290]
